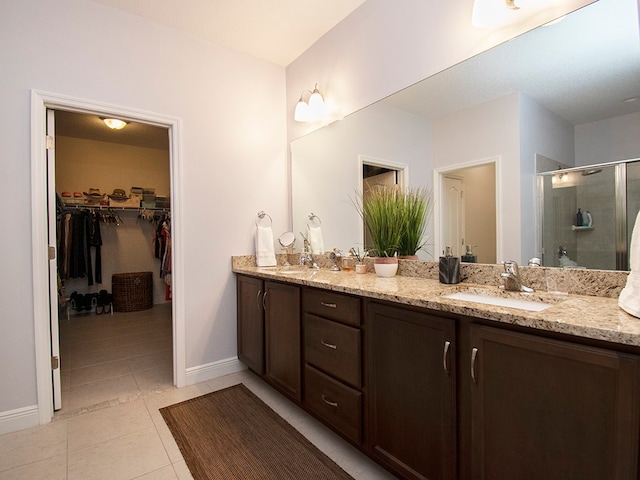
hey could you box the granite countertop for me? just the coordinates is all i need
[232,262,640,348]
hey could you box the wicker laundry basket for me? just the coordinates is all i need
[112,272,153,312]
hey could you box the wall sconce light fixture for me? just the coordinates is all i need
[472,0,560,28]
[294,84,325,122]
[102,118,128,130]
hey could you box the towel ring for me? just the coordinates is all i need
[255,210,272,228]
[307,213,322,228]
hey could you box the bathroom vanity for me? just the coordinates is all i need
[234,259,640,480]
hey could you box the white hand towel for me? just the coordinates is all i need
[308,225,324,255]
[255,225,277,267]
[619,210,640,318]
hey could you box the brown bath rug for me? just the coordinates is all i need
[160,383,354,479]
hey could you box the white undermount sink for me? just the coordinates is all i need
[442,290,557,312]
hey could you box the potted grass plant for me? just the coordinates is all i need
[353,184,406,277]
[398,186,433,259]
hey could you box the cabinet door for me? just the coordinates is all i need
[236,275,264,374]
[470,325,640,480]
[265,281,302,402]
[367,301,457,480]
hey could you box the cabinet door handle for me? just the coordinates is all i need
[262,291,267,311]
[321,394,338,407]
[443,340,451,375]
[320,301,337,308]
[320,339,337,350]
[256,290,263,310]
[471,347,479,384]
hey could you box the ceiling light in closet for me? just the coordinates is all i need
[102,118,128,130]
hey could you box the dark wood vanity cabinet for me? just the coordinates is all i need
[237,273,640,480]
[236,276,301,402]
[366,301,457,480]
[302,288,363,445]
[236,275,265,374]
[468,325,640,480]
[264,281,301,402]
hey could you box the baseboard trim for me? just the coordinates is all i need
[185,357,247,386]
[0,405,40,435]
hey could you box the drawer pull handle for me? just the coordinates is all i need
[262,291,267,311]
[321,394,338,407]
[443,340,451,375]
[471,347,479,384]
[321,339,337,350]
[320,301,337,308]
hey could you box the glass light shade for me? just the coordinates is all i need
[308,88,325,120]
[103,118,127,130]
[294,100,310,122]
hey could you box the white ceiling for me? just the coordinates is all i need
[89,0,367,67]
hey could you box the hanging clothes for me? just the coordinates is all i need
[89,211,102,284]
[59,209,103,286]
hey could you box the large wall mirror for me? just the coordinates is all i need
[291,0,640,270]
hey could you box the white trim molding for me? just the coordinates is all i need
[0,405,39,436]
[185,357,247,386]
[30,90,186,426]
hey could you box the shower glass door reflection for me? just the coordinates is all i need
[627,161,640,270]
[540,159,640,271]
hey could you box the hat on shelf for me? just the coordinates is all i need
[83,188,105,199]
[108,188,130,200]
[73,192,83,198]
[61,191,71,197]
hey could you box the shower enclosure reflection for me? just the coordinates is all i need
[538,159,640,270]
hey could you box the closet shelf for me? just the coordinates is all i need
[62,204,170,213]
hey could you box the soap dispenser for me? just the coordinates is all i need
[439,246,460,284]
[461,244,477,263]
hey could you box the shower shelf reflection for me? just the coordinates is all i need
[571,226,594,231]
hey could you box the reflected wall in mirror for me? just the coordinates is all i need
[290,0,640,270]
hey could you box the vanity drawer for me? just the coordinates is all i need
[304,364,362,445]
[304,313,361,388]
[303,288,361,327]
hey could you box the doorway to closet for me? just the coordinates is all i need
[52,109,174,417]
[32,90,185,425]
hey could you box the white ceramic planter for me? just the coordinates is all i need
[373,257,398,277]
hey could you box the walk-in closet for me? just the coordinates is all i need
[53,110,174,417]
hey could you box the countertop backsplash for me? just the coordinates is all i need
[231,254,629,299]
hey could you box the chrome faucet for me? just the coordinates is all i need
[501,260,533,292]
[299,251,320,269]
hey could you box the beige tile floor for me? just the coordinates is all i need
[0,304,397,480]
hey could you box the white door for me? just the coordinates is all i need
[441,176,465,257]
[46,108,62,410]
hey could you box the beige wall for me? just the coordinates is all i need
[55,136,170,198]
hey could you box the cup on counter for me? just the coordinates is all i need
[545,270,569,296]
[355,263,367,274]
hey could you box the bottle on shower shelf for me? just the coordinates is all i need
[576,208,583,227]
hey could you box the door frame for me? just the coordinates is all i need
[31,90,186,424]
[357,155,408,249]
[433,156,502,262]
